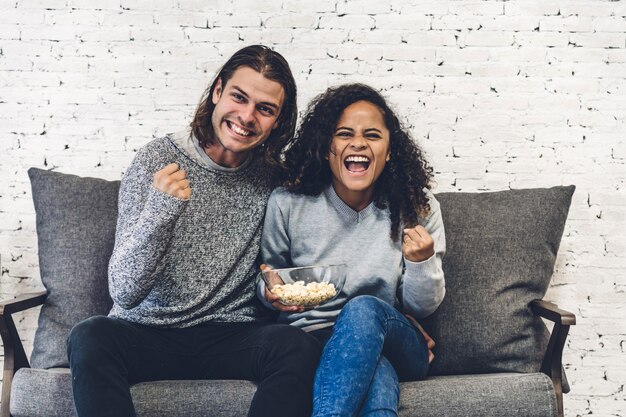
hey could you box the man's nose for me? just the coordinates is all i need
[239,104,256,125]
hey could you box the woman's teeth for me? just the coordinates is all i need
[344,156,370,172]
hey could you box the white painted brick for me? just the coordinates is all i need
[570,33,626,49]
[373,14,431,31]
[294,29,349,44]
[481,16,540,32]
[211,14,262,28]
[405,31,458,47]
[175,0,232,13]
[431,15,482,31]
[504,1,560,17]
[539,15,594,32]
[560,2,621,18]
[282,0,335,13]
[515,32,570,47]
[337,0,392,15]
[437,47,490,62]
[318,14,376,30]
[381,45,436,62]
[184,27,240,43]
[448,2,504,16]
[460,31,515,47]
[264,14,317,29]
[101,11,155,26]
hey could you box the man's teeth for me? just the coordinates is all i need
[229,122,251,136]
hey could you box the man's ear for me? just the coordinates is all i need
[212,78,223,105]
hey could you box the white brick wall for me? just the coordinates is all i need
[1,1,624,415]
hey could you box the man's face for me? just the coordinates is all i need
[208,66,285,167]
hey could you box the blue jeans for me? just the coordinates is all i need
[311,295,429,417]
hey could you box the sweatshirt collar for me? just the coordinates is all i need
[324,184,376,223]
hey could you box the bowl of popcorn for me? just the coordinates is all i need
[262,264,346,308]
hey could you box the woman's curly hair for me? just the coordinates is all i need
[280,83,433,242]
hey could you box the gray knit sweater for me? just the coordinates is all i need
[258,185,446,331]
[108,132,273,327]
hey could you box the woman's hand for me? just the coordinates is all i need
[405,314,436,364]
[153,163,192,200]
[260,265,305,313]
[402,225,434,262]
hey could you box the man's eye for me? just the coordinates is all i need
[258,105,275,116]
[232,93,245,102]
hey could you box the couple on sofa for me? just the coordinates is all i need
[67,44,445,417]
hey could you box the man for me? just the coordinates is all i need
[67,45,321,417]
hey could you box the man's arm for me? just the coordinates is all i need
[108,160,190,309]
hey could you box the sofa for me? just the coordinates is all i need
[0,167,576,417]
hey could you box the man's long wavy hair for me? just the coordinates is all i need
[281,83,434,242]
[190,45,297,168]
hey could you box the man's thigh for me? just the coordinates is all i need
[194,322,319,381]
[74,316,204,383]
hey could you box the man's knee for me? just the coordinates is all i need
[262,325,322,366]
[67,316,119,362]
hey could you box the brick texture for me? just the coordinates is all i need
[1,1,624,415]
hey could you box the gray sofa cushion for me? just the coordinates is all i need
[11,368,557,417]
[28,168,118,369]
[425,186,574,379]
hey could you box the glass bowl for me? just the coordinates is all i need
[261,264,346,308]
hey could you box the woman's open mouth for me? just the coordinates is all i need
[344,155,371,173]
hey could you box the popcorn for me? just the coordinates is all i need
[271,280,337,307]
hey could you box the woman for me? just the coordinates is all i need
[258,84,445,416]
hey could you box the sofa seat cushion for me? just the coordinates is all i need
[11,368,556,417]
[400,373,557,417]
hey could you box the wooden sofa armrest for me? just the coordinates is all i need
[530,299,576,417]
[0,291,47,417]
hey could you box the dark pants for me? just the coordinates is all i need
[67,316,321,417]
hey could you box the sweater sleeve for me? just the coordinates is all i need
[256,189,293,309]
[398,194,446,319]
[108,154,188,309]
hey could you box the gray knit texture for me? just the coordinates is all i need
[108,135,272,327]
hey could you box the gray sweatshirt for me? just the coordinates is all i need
[108,132,272,327]
[258,185,446,331]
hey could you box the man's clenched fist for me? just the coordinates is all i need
[153,163,191,200]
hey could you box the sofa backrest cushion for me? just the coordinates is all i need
[29,168,119,368]
[425,186,575,377]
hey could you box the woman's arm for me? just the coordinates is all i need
[398,196,446,319]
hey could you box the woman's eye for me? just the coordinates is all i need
[335,131,352,137]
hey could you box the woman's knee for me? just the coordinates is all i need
[339,295,388,321]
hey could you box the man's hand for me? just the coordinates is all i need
[405,314,436,364]
[260,265,305,313]
[402,225,434,262]
[153,163,191,200]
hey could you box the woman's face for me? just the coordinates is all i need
[327,100,390,209]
